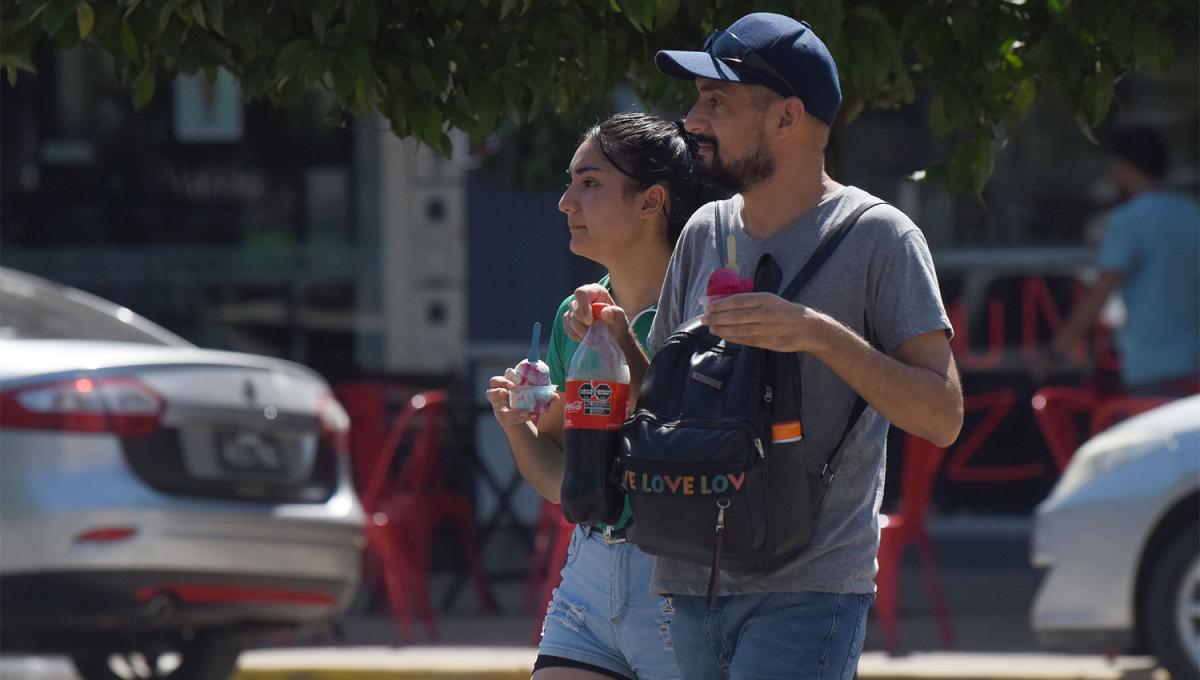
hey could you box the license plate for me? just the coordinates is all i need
[215,430,286,474]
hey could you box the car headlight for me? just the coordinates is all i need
[1051,431,1176,500]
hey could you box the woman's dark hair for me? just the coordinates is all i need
[584,112,711,247]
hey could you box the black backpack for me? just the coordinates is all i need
[620,201,884,602]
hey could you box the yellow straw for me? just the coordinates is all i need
[726,234,738,274]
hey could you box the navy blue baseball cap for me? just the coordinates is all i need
[656,13,842,126]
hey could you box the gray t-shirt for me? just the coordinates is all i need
[647,186,951,596]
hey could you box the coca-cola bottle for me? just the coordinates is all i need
[561,302,629,525]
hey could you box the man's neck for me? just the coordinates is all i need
[1126,178,1163,200]
[739,160,844,238]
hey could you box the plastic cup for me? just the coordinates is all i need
[509,384,556,416]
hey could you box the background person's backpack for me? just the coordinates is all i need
[620,201,884,602]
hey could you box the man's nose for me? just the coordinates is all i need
[684,103,707,135]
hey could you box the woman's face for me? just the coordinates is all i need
[558,137,648,264]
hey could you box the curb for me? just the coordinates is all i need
[233,649,1159,680]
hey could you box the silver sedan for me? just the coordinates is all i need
[1031,394,1200,680]
[0,268,365,680]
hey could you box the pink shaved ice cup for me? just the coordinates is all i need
[509,384,556,416]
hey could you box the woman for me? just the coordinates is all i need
[485,112,713,680]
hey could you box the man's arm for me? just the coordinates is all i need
[1035,270,1124,379]
[705,293,963,447]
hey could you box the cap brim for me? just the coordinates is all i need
[655,50,742,83]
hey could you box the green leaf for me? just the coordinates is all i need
[41,1,75,37]
[6,65,17,87]
[77,2,95,39]
[119,21,139,59]
[1006,79,1036,131]
[191,0,207,30]
[928,95,951,138]
[124,0,145,19]
[1073,111,1098,144]
[950,8,979,48]
[1086,76,1113,128]
[132,67,156,109]
[312,0,336,43]
[203,0,224,34]
[350,0,378,39]
[19,1,52,28]
[653,0,681,30]
[158,1,176,36]
[275,38,313,72]
[410,61,437,91]
[1047,0,1063,16]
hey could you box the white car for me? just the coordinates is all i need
[1031,394,1200,679]
[0,268,366,680]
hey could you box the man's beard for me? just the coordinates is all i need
[695,129,775,195]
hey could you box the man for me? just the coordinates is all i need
[1037,126,1199,396]
[565,12,963,678]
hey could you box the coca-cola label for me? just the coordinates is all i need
[564,380,629,431]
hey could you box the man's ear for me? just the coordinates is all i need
[774,97,807,138]
[640,184,667,216]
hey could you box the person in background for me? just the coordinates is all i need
[486,112,717,680]
[1037,125,1200,397]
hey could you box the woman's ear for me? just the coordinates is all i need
[639,184,668,217]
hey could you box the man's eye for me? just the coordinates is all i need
[583,179,597,187]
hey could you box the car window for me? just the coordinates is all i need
[0,273,189,346]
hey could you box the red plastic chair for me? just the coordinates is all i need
[360,390,497,641]
[1031,387,1100,472]
[529,503,575,642]
[874,434,954,654]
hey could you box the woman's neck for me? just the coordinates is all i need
[603,237,671,316]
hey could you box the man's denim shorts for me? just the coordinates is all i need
[669,589,872,680]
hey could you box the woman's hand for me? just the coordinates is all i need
[485,374,559,427]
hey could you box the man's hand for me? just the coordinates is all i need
[702,292,831,353]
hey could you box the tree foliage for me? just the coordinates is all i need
[2,0,1194,195]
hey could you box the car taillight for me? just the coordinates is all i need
[0,377,164,438]
[316,391,350,455]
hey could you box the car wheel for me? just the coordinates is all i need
[1145,522,1200,680]
[71,633,241,680]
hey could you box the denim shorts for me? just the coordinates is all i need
[668,590,872,680]
[537,525,679,680]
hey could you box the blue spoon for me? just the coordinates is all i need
[528,321,542,363]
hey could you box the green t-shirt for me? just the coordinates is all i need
[546,274,656,531]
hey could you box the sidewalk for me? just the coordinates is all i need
[234,648,1161,680]
[238,517,1162,680]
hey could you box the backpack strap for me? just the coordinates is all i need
[777,200,887,481]
[713,203,729,267]
[779,200,886,301]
